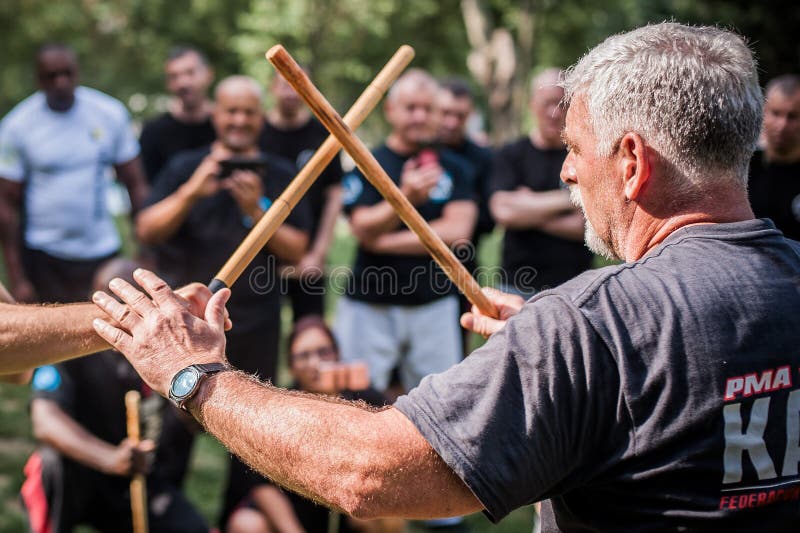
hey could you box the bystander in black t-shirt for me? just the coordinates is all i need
[342,144,476,306]
[443,138,494,242]
[140,113,216,184]
[259,118,343,238]
[491,136,592,291]
[748,149,800,240]
[145,147,312,336]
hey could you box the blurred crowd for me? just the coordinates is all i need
[0,43,797,533]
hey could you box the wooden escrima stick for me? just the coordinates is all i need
[208,45,415,292]
[266,45,498,318]
[125,390,148,533]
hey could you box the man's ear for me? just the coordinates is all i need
[618,132,650,201]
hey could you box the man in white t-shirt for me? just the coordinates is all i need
[0,43,147,303]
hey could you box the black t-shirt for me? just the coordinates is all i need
[491,136,593,290]
[259,118,343,239]
[139,113,216,184]
[396,219,800,531]
[342,144,476,306]
[31,351,144,447]
[145,146,312,333]
[748,149,800,240]
[444,139,494,240]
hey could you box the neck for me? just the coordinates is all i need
[621,186,754,262]
[268,108,310,129]
[211,140,259,158]
[529,129,563,150]
[386,134,419,156]
[171,99,212,123]
[765,145,800,164]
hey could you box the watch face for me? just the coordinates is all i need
[172,368,200,399]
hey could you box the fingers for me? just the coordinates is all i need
[107,277,155,317]
[205,288,231,334]
[92,290,142,330]
[132,269,184,313]
[93,318,133,353]
[460,311,505,338]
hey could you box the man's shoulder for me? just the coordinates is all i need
[75,86,129,120]
[261,151,297,180]
[141,112,174,133]
[0,92,45,131]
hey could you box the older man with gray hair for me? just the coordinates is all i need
[93,23,800,531]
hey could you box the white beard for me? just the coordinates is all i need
[569,186,619,261]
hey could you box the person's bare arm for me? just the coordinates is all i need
[136,157,220,245]
[91,269,483,520]
[31,398,152,476]
[114,156,149,214]
[490,188,574,230]
[538,211,586,241]
[0,178,35,302]
[0,283,225,374]
[367,201,477,256]
[251,485,305,533]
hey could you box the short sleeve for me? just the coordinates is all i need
[111,105,140,165]
[31,365,75,414]
[394,294,625,522]
[144,153,196,208]
[0,118,25,182]
[489,143,520,194]
[342,168,382,214]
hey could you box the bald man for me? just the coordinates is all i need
[135,75,311,525]
[490,68,592,298]
[336,69,477,394]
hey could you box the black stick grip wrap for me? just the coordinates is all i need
[208,278,229,293]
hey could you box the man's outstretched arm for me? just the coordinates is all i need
[92,269,483,520]
[0,282,224,374]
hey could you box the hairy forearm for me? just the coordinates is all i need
[32,400,119,473]
[350,202,403,242]
[0,302,109,373]
[538,211,586,241]
[490,189,573,230]
[135,186,196,245]
[191,371,481,519]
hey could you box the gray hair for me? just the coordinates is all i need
[387,68,439,103]
[530,68,563,97]
[215,75,263,102]
[563,22,762,189]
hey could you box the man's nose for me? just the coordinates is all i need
[560,152,577,185]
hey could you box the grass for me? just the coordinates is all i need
[0,218,584,532]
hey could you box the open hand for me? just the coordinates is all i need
[92,269,231,396]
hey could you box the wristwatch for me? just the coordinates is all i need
[168,363,229,411]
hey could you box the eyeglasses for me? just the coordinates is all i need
[292,346,337,362]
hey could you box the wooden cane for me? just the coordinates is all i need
[208,45,415,293]
[266,45,499,318]
[125,390,149,533]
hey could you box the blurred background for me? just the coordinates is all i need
[0,0,798,531]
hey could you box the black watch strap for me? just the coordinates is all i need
[194,362,229,374]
